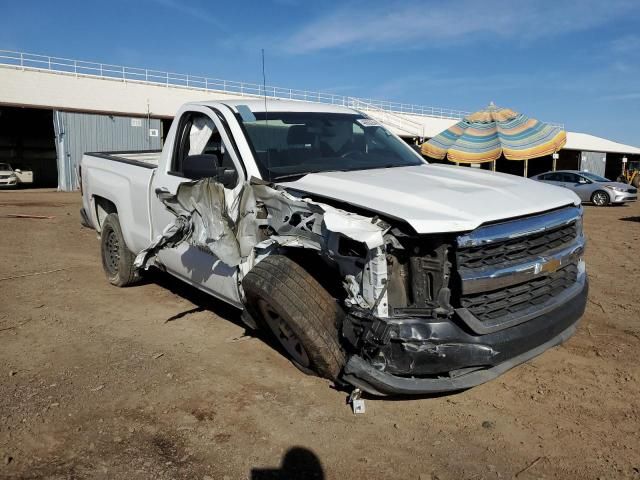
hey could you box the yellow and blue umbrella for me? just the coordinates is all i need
[421,103,566,163]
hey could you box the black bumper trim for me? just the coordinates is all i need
[343,322,577,396]
[343,277,587,395]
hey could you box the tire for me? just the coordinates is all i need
[100,213,140,287]
[242,255,346,381]
[591,190,610,207]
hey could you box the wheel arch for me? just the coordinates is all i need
[93,195,118,231]
[276,246,346,300]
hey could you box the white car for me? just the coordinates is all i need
[80,100,588,396]
[0,163,19,188]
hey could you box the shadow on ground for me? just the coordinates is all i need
[141,268,242,325]
[251,447,324,480]
[140,267,300,371]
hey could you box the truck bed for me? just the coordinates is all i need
[81,150,161,254]
[84,150,161,169]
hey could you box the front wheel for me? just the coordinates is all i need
[242,255,346,381]
[100,213,140,287]
[591,190,610,207]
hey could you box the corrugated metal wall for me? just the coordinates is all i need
[53,111,162,191]
[580,151,607,177]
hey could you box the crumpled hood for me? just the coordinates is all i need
[280,164,580,234]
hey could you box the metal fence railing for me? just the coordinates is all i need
[0,49,472,121]
[0,50,564,128]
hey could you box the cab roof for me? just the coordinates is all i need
[191,98,358,115]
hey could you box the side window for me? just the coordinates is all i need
[545,173,560,181]
[564,173,580,183]
[171,112,238,186]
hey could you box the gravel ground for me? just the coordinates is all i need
[1,189,639,480]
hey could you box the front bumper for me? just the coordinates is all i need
[0,178,18,187]
[610,192,637,203]
[343,276,588,396]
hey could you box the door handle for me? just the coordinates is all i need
[154,187,170,195]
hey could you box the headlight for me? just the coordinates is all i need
[605,185,625,192]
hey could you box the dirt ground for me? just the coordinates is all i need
[0,189,639,480]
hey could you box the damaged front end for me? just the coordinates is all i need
[339,232,507,394]
[136,177,587,396]
[341,205,588,396]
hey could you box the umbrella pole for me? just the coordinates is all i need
[524,159,529,178]
[492,161,496,172]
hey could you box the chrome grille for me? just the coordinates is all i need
[457,222,577,269]
[455,206,585,327]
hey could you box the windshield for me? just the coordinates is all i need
[581,172,610,182]
[239,112,425,181]
[0,163,11,171]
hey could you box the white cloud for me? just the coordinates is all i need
[284,0,639,53]
[149,0,225,28]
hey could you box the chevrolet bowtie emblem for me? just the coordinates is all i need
[535,257,562,275]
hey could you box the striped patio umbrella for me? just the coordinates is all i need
[421,103,566,163]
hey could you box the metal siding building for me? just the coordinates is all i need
[53,111,161,191]
[579,151,607,177]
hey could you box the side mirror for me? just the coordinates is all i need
[182,154,237,188]
[14,169,22,174]
[578,178,590,184]
[182,154,220,180]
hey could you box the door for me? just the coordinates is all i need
[150,107,246,306]
[570,173,595,202]
[539,172,564,186]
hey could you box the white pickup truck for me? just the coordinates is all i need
[80,99,587,396]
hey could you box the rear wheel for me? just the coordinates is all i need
[591,190,610,207]
[242,255,346,380]
[100,213,140,287]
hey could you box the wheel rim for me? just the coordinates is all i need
[593,192,608,206]
[257,299,310,368]
[104,229,120,275]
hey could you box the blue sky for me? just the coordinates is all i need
[1,0,639,145]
